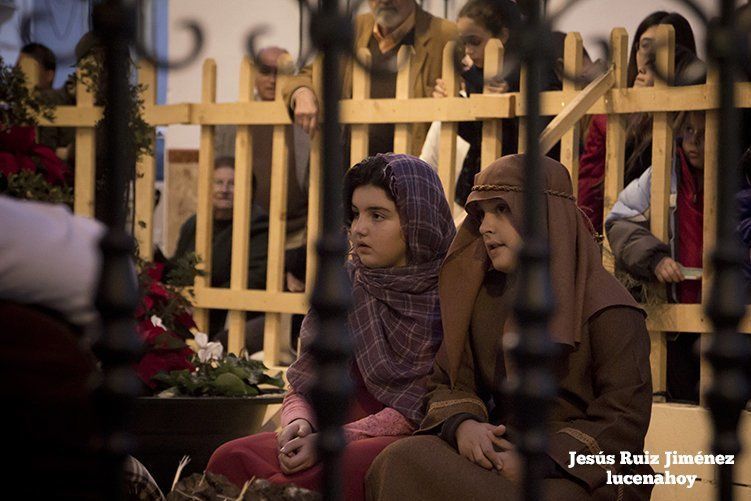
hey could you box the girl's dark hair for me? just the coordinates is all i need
[457,0,522,38]
[343,156,396,225]
[660,13,697,56]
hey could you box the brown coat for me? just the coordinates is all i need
[366,303,654,501]
[282,5,457,157]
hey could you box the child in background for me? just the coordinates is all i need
[605,111,706,403]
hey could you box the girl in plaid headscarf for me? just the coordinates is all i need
[208,153,455,500]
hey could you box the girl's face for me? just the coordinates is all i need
[681,112,706,170]
[350,184,408,268]
[475,198,522,273]
[634,63,655,88]
[457,16,495,69]
[636,25,658,75]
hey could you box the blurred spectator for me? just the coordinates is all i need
[283,0,457,156]
[16,42,56,90]
[173,157,269,341]
[606,109,707,403]
[215,46,310,246]
[578,11,697,234]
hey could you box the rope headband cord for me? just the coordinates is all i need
[470,184,576,202]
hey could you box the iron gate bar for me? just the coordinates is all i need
[511,1,557,500]
[308,1,355,500]
[705,1,750,500]
[92,0,142,499]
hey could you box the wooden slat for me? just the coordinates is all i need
[193,59,218,333]
[559,33,583,186]
[74,63,96,217]
[192,288,307,314]
[342,95,495,123]
[192,101,292,125]
[31,83,751,130]
[306,56,324,289]
[226,55,255,355]
[350,48,372,162]
[650,26,676,395]
[490,81,751,119]
[143,103,192,125]
[650,25,675,246]
[393,45,415,153]
[699,68,720,405]
[517,66,527,153]
[643,304,751,334]
[38,106,101,126]
[539,68,614,156]
[602,28,629,235]
[437,41,459,203]
[135,60,157,261]
[481,39,504,167]
[263,55,293,366]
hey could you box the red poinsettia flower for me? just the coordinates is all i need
[0,126,69,185]
[148,280,171,300]
[135,348,195,388]
[146,262,165,282]
[175,310,197,330]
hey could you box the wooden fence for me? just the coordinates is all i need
[30,27,751,398]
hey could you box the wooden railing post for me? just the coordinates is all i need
[227,55,256,355]
[649,25,676,397]
[350,49,372,163]
[135,60,157,260]
[481,38,504,168]
[74,60,97,217]
[560,32,583,189]
[194,59,218,334]
[393,46,415,154]
[699,67,720,404]
[305,56,324,291]
[437,41,459,204]
[262,54,293,366]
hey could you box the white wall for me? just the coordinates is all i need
[0,0,36,65]
[165,0,745,151]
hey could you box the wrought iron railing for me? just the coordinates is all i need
[9,0,750,498]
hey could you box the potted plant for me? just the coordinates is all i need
[132,256,285,491]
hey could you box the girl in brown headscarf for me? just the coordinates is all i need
[367,155,654,501]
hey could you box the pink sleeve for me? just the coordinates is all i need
[281,385,318,429]
[342,407,415,442]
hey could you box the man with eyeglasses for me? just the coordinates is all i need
[282,0,457,157]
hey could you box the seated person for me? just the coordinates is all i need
[367,155,653,501]
[206,154,457,500]
[0,195,161,500]
[605,111,706,403]
[173,156,269,343]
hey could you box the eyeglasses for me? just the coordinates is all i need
[258,64,277,76]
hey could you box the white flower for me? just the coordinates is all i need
[150,315,167,331]
[193,331,223,363]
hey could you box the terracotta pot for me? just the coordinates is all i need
[132,394,283,491]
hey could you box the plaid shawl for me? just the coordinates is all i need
[286,154,456,424]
